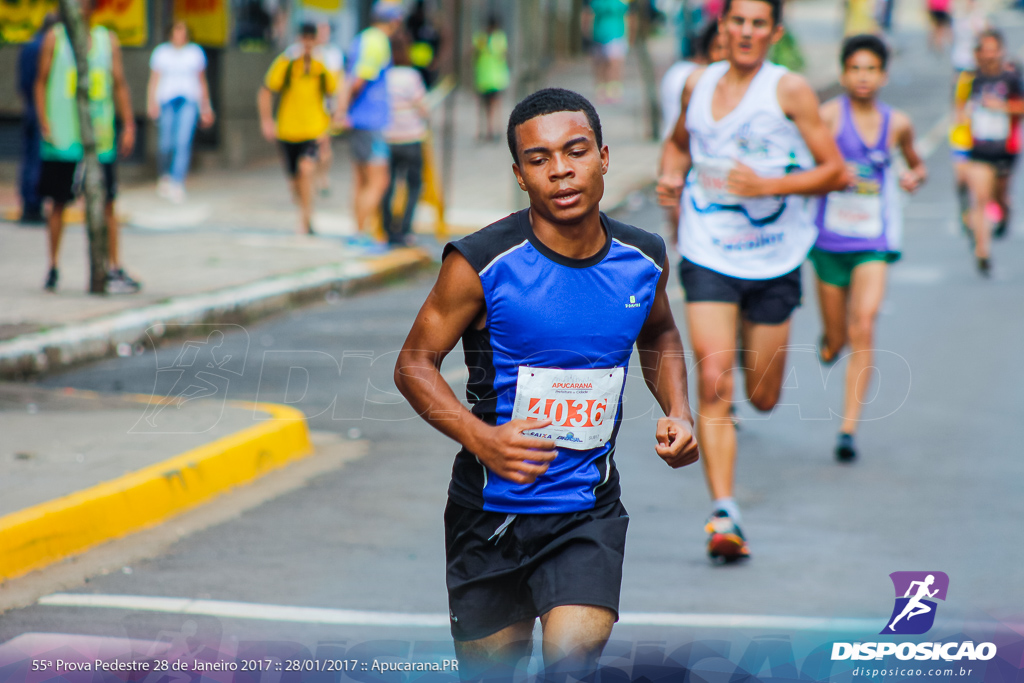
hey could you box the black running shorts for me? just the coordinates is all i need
[679,258,802,325]
[968,151,1018,178]
[278,139,319,178]
[444,499,629,642]
[39,160,117,204]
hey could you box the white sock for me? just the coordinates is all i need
[712,497,741,523]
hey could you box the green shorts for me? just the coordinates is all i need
[809,248,899,288]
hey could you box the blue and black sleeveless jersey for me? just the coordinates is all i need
[443,209,667,514]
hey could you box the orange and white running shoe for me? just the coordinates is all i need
[705,510,750,562]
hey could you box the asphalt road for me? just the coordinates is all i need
[3,18,1024,682]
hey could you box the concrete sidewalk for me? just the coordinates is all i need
[0,384,315,585]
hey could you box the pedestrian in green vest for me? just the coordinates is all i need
[473,15,509,142]
[34,0,140,294]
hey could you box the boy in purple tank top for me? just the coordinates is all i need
[812,35,927,462]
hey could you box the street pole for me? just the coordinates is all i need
[442,0,462,209]
[57,0,108,294]
[635,1,661,141]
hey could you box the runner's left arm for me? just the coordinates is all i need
[892,110,927,193]
[727,72,848,198]
[110,34,136,157]
[635,257,699,469]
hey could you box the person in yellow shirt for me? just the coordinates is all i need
[258,22,340,235]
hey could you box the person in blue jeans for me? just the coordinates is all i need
[17,14,59,224]
[147,21,215,203]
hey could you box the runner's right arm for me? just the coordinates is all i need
[657,68,704,245]
[395,252,557,485]
[891,110,927,192]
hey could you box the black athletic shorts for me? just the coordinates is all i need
[679,258,802,325]
[444,498,629,642]
[279,139,319,178]
[38,160,117,204]
[968,151,1018,178]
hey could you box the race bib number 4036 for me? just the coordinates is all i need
[511,366,625,451]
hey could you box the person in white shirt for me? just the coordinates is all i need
[381,31,429,246]
[147,21,214,202]
[657,0,846,562]
[660,21,728,140]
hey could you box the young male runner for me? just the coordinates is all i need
[657,0,847,561]
[956,29,1023,275]
[34,0,140,294]
[812,35,926,463]
[258,22,340,235]
[396,88,699,679]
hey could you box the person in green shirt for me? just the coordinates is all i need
[34,0,139,294]
[583,0,633,103]
[473,15,510,142]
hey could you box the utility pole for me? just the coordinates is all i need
[57,0,108,294]
[442,0,463,207]
[634,0,661,141]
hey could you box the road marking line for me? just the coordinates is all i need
[917,113,951,162]
[37,593,881,631]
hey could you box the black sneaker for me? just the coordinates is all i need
[105,268,142,294]
[977,257,991,278]
[20,209,45,225]
[836,432,857,462]
[994,218,1009,239]
[43,267,59,292]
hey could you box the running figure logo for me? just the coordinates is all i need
[882,571,949,635]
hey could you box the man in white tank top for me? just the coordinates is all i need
[656,0,847,563]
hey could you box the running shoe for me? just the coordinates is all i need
[818,334,840,366]
[836,432,856,462]
[977,257,991,278]
[43,267,59,292]
[704,510,750,562]
[105,268,142,294]
[994,217,1009,239]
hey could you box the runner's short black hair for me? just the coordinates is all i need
[507,88,603,164]
[841,34,889,70]
[697,21,720,60]
[299,22,317,37]
[722,0,782,25]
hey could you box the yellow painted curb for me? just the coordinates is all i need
[0,401,313,582]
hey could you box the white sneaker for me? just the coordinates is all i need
[156,176,173,198]
[166,182,186,204]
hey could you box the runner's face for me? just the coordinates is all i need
[975,37,1003,75]
[721,0,781,69]
[707,33,729,63]
[512,111,608,226]
[841,50,887,101]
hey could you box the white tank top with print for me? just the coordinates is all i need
[679,61,817,279]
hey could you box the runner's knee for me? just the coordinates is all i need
[697,360,733,406]
[847,314,875,348]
